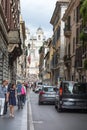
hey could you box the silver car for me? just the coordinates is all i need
[38,85,56,105]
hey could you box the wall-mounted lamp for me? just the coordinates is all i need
[0,52,3,59]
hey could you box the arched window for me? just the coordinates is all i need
[38,35,41,40]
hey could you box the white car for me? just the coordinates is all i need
[35,85,43,93]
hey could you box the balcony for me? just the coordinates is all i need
[8,30,21,52]
[64,25,71,38]
[63,55,71,67]
[8,30,20,44]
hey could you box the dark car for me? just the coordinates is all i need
[55,81,87,112]
[38,85,56,105]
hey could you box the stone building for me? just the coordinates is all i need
[0,0,23,84]
[50,0,69,85]
[24,27,31,80]
[16,15,26,82]
[39,39,52,85]
[63,0,87,82]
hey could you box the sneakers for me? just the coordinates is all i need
[11,114,14,118]
[9,113,14,118]
[9,113,12,117]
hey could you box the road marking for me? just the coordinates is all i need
[29,99,34,130]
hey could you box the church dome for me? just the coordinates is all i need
[36,27,44,34]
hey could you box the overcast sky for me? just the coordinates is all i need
[20,0,57,39]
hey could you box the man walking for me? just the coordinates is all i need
[3,80,9,115]
[0,80,7,116]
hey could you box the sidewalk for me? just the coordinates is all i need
[0,100,28,130]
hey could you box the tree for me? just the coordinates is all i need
[80,0,87,25]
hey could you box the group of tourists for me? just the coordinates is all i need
[0,80,27,118]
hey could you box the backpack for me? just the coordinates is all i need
[21,86,26,95]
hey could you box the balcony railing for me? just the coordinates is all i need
[63,55,71,67]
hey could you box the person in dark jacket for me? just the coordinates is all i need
[3,80,9,115]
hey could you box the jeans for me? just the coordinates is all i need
[3,101,8,114]
[17,95,23,109]
[0,98,5,115]
[21,95,26,104]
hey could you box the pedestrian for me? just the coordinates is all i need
[16,82,23,109]
[0,80,7,116]
[3,80,9,115]
[21,83,26,105]
[7,83,16,117]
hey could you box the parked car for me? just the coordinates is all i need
[34,85,43,93]
[55,81,87,112]
[38,85,56,105]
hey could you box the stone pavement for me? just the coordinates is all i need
[0,100,28,130]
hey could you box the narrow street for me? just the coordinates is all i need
[0,89,87,130]
[29,91,87,130]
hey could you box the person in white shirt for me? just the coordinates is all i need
[0,80,7,116]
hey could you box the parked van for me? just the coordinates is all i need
[55,81,87,112]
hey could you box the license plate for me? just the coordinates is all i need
[63,102,74,105]
[47,95,55,97]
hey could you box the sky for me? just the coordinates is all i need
[20,0,57,39]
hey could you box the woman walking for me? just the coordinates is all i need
[7,83,16,117]
[21,83,26,105]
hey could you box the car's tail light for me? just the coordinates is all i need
[39,91,45,95]
[59,87,63,96]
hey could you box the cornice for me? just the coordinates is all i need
[50,1,69,25]
[62,0,75,21]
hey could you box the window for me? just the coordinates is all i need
[73,10,75,21]
[63,83,73,94]
[43,87,54,92]
[68,43,70,55]
[73,83,87,94]
[5,0,8,16]
[63,82,87,94]
[73,37,75,53]
[38,35,41,40]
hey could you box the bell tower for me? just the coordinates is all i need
[36,27,44,42]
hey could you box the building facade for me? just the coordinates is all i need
[50,0,69,85]
[63,0,87,82]
[0,0,23,84]
[38,0,87,85]
[16,15,26,82]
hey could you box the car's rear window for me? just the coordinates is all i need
[43,87,54,92]
[63,82,87,94]
[73,83,87,94]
